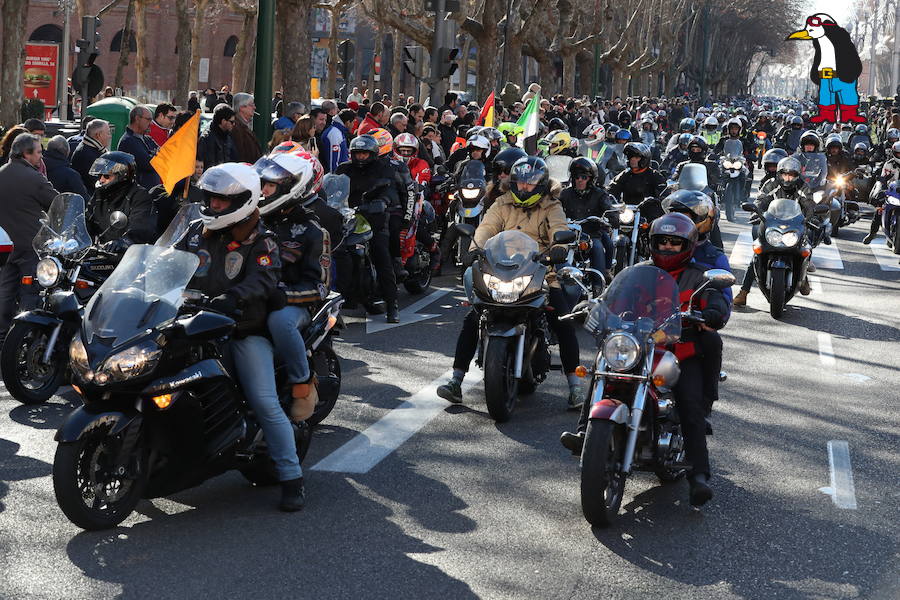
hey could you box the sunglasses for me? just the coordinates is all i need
[573,174,591,180]
[397,149,416,156]
[656,236,685,247]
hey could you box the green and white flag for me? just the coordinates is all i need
[516,94,541,155]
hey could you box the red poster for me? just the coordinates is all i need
[24,43,59,108]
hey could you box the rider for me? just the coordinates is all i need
[864,141,900,245]
[560,157,617,276]
[824,134,854,181]
[560,212,727,506]
[581,123,620,185]
[175,162,305,512]
[661,133,693,176]
[449,134,491,178]
[487,146,527,209]
[775,116,805,153]
[436,156,585,410]
[760,148,788,185]
[87,151,157,251]
[733,157,817,306]
[700,116,721,148]
[545,130,580,158]
[497,122,524,149]
[255,148,330,425]
[607,142,667,205]
[673,136,722,194]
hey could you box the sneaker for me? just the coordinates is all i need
[799,277,811,295]
[688,473,713,507]
[806,261,816,273]
[862,233,876,245]
[437,379,463,404]
[560,431,585,455]
[733,289,749,306]
[567,386,584,411]
[279,477,306,512]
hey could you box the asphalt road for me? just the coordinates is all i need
[1,171,898,599]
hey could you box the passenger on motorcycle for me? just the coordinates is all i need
[488,146,527,209]
[560,212,727,506]
[559,157,617,275]
[661,133,693,176]
[733,157,817,306]
[395,133,432,185]
[255,149,330,425]
[436,156,585,409]
[864,142,900,244]
[607,142,667,205]
[87,151,157,252]
[175,162,305,512]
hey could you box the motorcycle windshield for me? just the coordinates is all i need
[155,203,202,246]
[546,155,573,182]
[482,230,539,274]
[798,152,827,188]
[723,139,743,159]
[322,173,351,211]
[32,193,92,256]
[83,245,199,348]
[459,161,486,187]
[765,198,803,220]
[592,264,681,343]
[678,163,708,191]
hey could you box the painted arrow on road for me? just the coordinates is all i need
[366,287,452,334]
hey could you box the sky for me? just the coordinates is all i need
[803,0,855,24]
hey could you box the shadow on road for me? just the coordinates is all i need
[0,438,52,514]
[8,394,79,430]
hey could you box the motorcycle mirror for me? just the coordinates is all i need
[109,211,128,230]
[557,266,584,282]
[741,202,758,213]
[451,223,476,239]
[553,230,577,245]
[813,204,830,215]
[703,269,736,290]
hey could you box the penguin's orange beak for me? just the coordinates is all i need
[787,29,813,40]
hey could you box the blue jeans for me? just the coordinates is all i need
[267,305,311,384]
[818,77,859,106]
[590,235,613,270]
[231,336,302,481]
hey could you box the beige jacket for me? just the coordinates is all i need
[472,179,567,252]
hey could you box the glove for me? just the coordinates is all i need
[701,308,724,329]
[209,293,240,317]
[102,238,130,254]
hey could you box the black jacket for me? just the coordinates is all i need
[44,149,89,198]
[755,179,816,219]
[264,205,329,306]
[149,179,203,236]
[176,215,281,337]
[71,139,105,194]
[826,150,854,179]
[308,195,344,249]
[88,182,157,245]
[607,168,667,205]
[197,124,237,170]
[559,186,618,235]
[117,127,161,189]
[334,156,416,224]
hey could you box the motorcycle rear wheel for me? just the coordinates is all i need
[580,419,626,527]
[53,426,147,530]
[769,268,786,319]
[308,345,341,427]
[403,247,433,295]
[1,321,67,404]
[483,337,518,423]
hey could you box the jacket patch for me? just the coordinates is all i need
[227,241,241,251]
[224,251,244,279]
[195,249,211,276]
[257,254,273,266]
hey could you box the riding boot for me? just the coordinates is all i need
[290,375,318,423]
[386,301,399,323]
[279,477,306,512]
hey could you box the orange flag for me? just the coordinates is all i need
[478,91,495,128]
[151,110,200,195]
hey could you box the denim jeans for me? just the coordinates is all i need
[231,335,302,481]
[590,234,613,270]
[268,305,312,384]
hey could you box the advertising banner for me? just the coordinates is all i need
[24,43,59,108]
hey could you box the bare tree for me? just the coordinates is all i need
[278,0,315,107]
[134,0,151,101]
[174,0,192,105]
[0,0,29,128]
[225,0,258,93]
[318,0,357,97]
[114,0,136,91]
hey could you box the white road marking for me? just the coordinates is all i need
[812,241,843,270]
[311,367,484,473]
[808,275,823,295]
[366,288,451,334]
[868,239,900,272]
[840,373,872,383]
[729,230,755,269]
[817,333,836,367]
[818,440,858,509]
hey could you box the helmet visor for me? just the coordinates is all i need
[89,157,128,177]
[253,157,293,183]
[198,168,253,197]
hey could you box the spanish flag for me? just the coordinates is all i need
[478,91,495,128]
[151,110,200,195]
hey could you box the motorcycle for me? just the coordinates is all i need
[398,184,436,294]
[454,223,573,422]
[798,152,832,245]
[824,173,860,238]
[565,216,611,299]
[720,139,749,222]
[0,193,120,404]
[559,264,734,527]
[755,131,769,167]
[742,199,830,318]
[53,244,313,530]
[443,161,488,273]
[881,184,900,254]
[610,202,650,276]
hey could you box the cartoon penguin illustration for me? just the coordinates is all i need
[787,13,864,124]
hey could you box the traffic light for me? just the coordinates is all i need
[338,40,354,82]
[403,45,426,79]
[437,47,459,79]
[82,15,101,56]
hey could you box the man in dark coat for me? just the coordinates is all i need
[197,104,238,170]
[231,93,263,163]
[44,135,89,198]
[0,134,57,339]
[71,119,110,193]
[117,105,162,189]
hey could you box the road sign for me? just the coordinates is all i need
[24,43,59,108]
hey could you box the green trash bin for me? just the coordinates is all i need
[85,97,139,149]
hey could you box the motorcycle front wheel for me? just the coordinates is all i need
[483,337,518,422]
[53,426,147,530]
[580,419,627,527]
[769,267,787,319]
[724,183,737,222]
[892,220,900,256]
[0,321,67,404]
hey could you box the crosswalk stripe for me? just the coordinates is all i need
[728,230,755,268]
[812,241,843,270]
[868,239,900,271]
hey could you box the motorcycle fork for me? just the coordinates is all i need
[513,330,526,378]
[629,211,641,266]
[42,322,64,364]
[621,351,654,474]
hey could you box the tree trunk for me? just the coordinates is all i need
[460,34,472,93]
[279,0,313,107]
[189,0,209,92]
[536,53,554,93]
[325,8,340,98]
[505,37,523,91]
[0,0,29,128]
[561,51,576,97]
[134,0,151,101]
[114,0,136,91]
[390,31,402,100]
[474,33,500,101]
[174,0,192,105]
[233,8,257,93]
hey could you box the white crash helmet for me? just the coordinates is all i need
[394,132,420,163]
[198,163,261,230]
[254,147,324,216]
[468,134,490,151]
[702,116,719,130]
[582,123,605,146]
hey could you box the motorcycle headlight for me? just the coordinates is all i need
[780,231,800,247]
[765,228,784,246]
[482,273,532,303]
[36,257,62,288]
[620,208,635,225]
[461,188,481,199]
[69,336,90,378]
[813,190,825,203]
[834,175,845,188]
[602,332,641,371]
[99,340,162,383]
